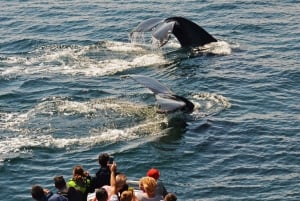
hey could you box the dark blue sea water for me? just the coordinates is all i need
[1,1,299,200]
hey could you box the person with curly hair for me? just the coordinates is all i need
[67,165,92,200]
[135,177,163,201]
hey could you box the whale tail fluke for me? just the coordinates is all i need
[130,16,217,48]
[124,74,194,113]
[165,17,217,47]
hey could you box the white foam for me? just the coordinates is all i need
[1,42,170,78]
[102,41,147,52]
[193,93,231,108]
[0,97,167,162]
[0,111,33,132]
[0,119,166,163]
[191,92,231,117]
[192,41,232,55]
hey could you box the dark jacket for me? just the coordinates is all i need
[90,167,110,191]
[57,187,84,201]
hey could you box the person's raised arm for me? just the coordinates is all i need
[109,162,117,196]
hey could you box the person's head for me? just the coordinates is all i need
[147,168,160,180]
[95,187,108,201]
[54,175,66,190]
[120,190,133,201]
[139,176,157,198]
[116,173,127,192]
[98,153,110,167]
[72,165,87,181]
[164,193,177,201]
[31,185,46,201]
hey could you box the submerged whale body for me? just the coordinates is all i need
[125,75,194,113]
[130,16,217,48]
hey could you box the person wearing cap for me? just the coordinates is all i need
[146,168,168,198]
[54,175,83,201]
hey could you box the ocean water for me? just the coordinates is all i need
[0,1,299,200]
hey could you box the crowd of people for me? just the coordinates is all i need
[31,153,177,201]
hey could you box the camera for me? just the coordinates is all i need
[108,157,114,164]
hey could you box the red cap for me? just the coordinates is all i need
[147,168,160,180]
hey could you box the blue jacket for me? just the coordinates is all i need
[48,193,68,201]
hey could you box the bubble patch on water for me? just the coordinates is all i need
[0,41,170,78]
[191,92,231,118]
[0,96,167,162]
[0,92,230,162]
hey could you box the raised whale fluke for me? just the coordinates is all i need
[130,16,217,48]
[124,74,194,113]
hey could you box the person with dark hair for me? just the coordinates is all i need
[67,165,91,200]
[163,193,177,201]
[90,153,112,191]
[31,185,67,201]
[54,175,83,201]
[94,188,108,201]
[93,162,119,201]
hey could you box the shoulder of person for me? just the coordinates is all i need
[108,194,119,201]
[57,190,68,198]
[48,193,68,201]
[67,179,76,185]
[96,167,110,175]
[68,187,84,201]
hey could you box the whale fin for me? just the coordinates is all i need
[130,16,217,48]
[166,17,217,47]
[129,18,164,38]
[152,21,176,47]
[126,74,173,94]
[125,75,194,113]
[155,94,186,113]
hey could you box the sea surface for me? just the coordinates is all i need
[0,1,299,201]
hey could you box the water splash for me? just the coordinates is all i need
[191,92,231,118]
[192,41,233,55]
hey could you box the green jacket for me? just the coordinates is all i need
[67,178,91,194]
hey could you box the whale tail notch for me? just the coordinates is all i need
[125,74,194,113]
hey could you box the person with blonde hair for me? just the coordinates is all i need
[120,190,138,201]
[135,177,163,201]
[146,168,168,197]
[116,173,128,194]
